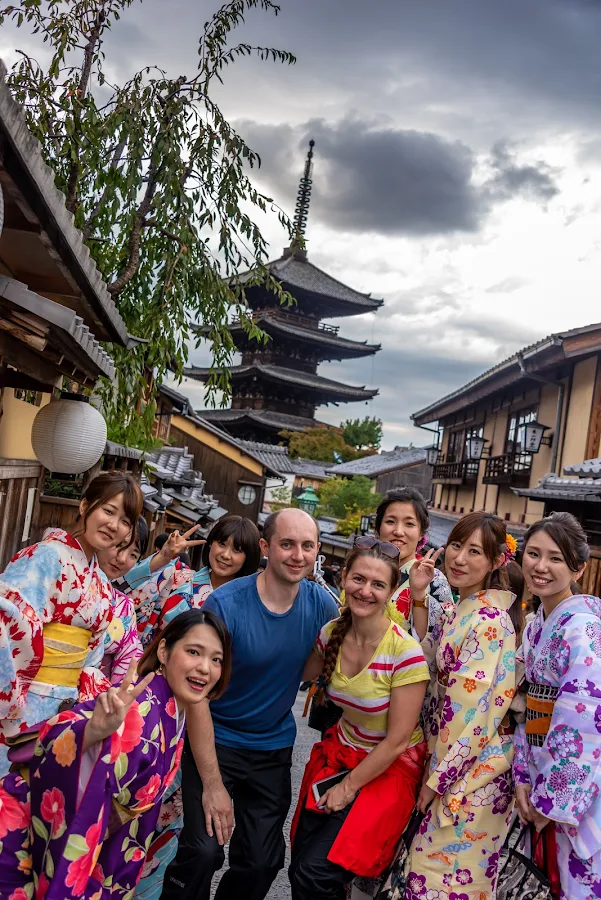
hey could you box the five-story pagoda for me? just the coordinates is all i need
[186,141,382,443]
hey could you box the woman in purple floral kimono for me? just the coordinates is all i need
[0,608,231,900]
[515,512,601,899]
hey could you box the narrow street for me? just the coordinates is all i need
[211,691,317,899]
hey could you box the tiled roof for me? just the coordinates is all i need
[198,407,325,434]
[328,447,427,477]
[513,473,601,502]
[185,363,377,401]
[215,313,380,358]
[237,439,331,478]
[563,459,601,477]
[0,61,130,346]
[237,252,382,314]
[412,322,601,424]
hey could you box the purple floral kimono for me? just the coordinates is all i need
[0,673,184,900]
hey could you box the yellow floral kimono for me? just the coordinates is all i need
[406,589,517,900]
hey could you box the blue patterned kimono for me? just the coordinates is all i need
[514,593,601,899]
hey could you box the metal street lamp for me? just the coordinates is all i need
[360,514,372,535]
[425,445,439,466]
[297,485,319,516]
[523,421,550,454]
[466,435,488,461]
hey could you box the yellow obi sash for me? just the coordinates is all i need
[33,622,91,688]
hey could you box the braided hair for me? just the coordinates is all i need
[314,543,400,706]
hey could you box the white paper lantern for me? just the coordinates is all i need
[32,395,107,474]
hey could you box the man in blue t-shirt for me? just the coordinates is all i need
[160,508,338,900]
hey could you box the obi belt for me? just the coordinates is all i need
[525,682,558,747]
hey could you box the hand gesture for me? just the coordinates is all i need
[161,527,206,564]
[409,548,443,597]
[515,783,535,825]
[85,660,154,748]
[416,783,438,815]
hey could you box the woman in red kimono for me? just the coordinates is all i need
[0,607,232,900]
[0,471,143,776]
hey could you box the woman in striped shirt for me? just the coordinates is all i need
[289,537,431,899]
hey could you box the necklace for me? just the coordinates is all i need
[350,626,386,649]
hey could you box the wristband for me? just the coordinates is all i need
[412,595,429,609]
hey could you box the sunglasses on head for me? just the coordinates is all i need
[353,534,400,561]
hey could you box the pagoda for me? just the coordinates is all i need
[186,141,382,443]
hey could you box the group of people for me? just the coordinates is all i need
[0,473,600,900]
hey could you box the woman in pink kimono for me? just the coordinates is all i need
[514,512,601,899]
[0,472,143,776]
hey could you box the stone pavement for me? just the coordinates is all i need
[210,690,317,899]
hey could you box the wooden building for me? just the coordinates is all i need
[155,384,281,523]
[0,61,134,568]
[411,323,601,532]
[185,143,381,443]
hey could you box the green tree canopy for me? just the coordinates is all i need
[2,0,296,446]
[342,417,383,451]
[279,425,377,463]
[317,475,382,521]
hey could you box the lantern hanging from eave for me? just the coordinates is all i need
[31,393,107,474]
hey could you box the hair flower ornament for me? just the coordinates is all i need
[503,533,518,564]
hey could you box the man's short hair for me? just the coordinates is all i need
[263,508,320,544]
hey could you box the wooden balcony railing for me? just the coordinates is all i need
[483,453,532,488]
[432,461,480,485]
[232,308,340,336]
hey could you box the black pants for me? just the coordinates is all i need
[289,806,354,900]
[160,740,293,900]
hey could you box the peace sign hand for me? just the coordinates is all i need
[84,660,154,750]
[409,547,444,596]
[159,527,206,565]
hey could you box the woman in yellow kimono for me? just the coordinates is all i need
[406,511,520,900]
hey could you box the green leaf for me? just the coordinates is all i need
[45,851,54,879]
[114,752,128,779]
[129,817,139,839]
[31,816,49,842]
[63,833,89,862]
[150,724,160,741]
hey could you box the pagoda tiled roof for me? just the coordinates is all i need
[238,252,382,316]
[196,408,328,434]
[196,312,380,360]
[185,363,378,402]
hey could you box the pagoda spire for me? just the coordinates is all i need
[286,139,314,259]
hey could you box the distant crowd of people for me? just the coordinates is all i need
[0,473,599,900]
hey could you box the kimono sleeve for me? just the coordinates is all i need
[529,613,601,828]
[427,610,515,797]
[123,555,158,591]
[103,591,143,685]
[0,543,62,718]
[513,723,530,785]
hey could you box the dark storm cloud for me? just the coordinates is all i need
[238,118,560,237]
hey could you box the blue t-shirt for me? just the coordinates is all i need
[203,573,338,750]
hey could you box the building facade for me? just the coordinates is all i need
[328,447,433,500]
[412,324,601,530]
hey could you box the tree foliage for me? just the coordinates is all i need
[342,416,383,451]
[267,484,298,512]
[280,424,377,464]
[2,0,296,445]
[316,476,381,521]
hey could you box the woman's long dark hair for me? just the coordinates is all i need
[201,515,261,578]
[138,609,232,700]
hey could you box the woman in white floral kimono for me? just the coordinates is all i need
[514,512,601,899]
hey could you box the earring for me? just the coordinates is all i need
[157,663,164,674]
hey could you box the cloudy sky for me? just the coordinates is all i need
[5,1,601,448]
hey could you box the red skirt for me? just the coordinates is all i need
[290,727,426,877]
